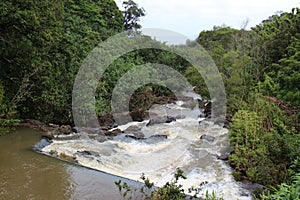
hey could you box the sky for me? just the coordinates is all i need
[115,0,300,40]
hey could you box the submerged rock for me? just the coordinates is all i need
[200,134,215,142]
[94,135,108,143]
[33,138,52,151]
[217,154,229,161]
[149,134,168,140]
[125,134,144,140]
[123,125,145,139]
[76,150,99,157]
[125,134,168,141]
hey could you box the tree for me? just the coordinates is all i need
[0,0,124,124]
[122,0,145,32]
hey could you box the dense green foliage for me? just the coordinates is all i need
[252,9,300,107]
[229,95,299,186]
[195,8,299,198]
[0,0,124,125]
[261,172,300,200]
[0,82,19,135]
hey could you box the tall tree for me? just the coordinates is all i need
[122,0,145,31]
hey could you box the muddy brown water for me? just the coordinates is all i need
[0,128,140,200]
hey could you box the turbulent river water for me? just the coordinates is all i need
[0,128,141,200]
[38,100,253,200]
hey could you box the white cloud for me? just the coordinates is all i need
[116,0,300,39]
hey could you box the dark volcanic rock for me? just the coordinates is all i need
[217,154,229,161]
[98,113,115,127]
[124,125,142,132]
[204,102,212,118]
[42,132,55,140]
[125,135,144,140]
[166,116,176,123]
[125,134,168,141]
[104,128,122,137]
[200,134,215,142]
[72,127,79,133]
[149,134,168,140]
[130,109,146,122]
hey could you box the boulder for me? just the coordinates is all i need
[146,116,176,126]
[124,125,142,132]
[124,126,145,139]
[130,109,146,122]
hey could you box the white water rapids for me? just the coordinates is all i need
[41,101,252,199]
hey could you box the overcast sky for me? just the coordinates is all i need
[116,0,300,40]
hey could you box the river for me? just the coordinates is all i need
[0,128,140,200]
[38,101,253,200]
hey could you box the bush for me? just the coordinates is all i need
[260,172,300,200]
[115,168,224,200]
[229,94,300,186]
